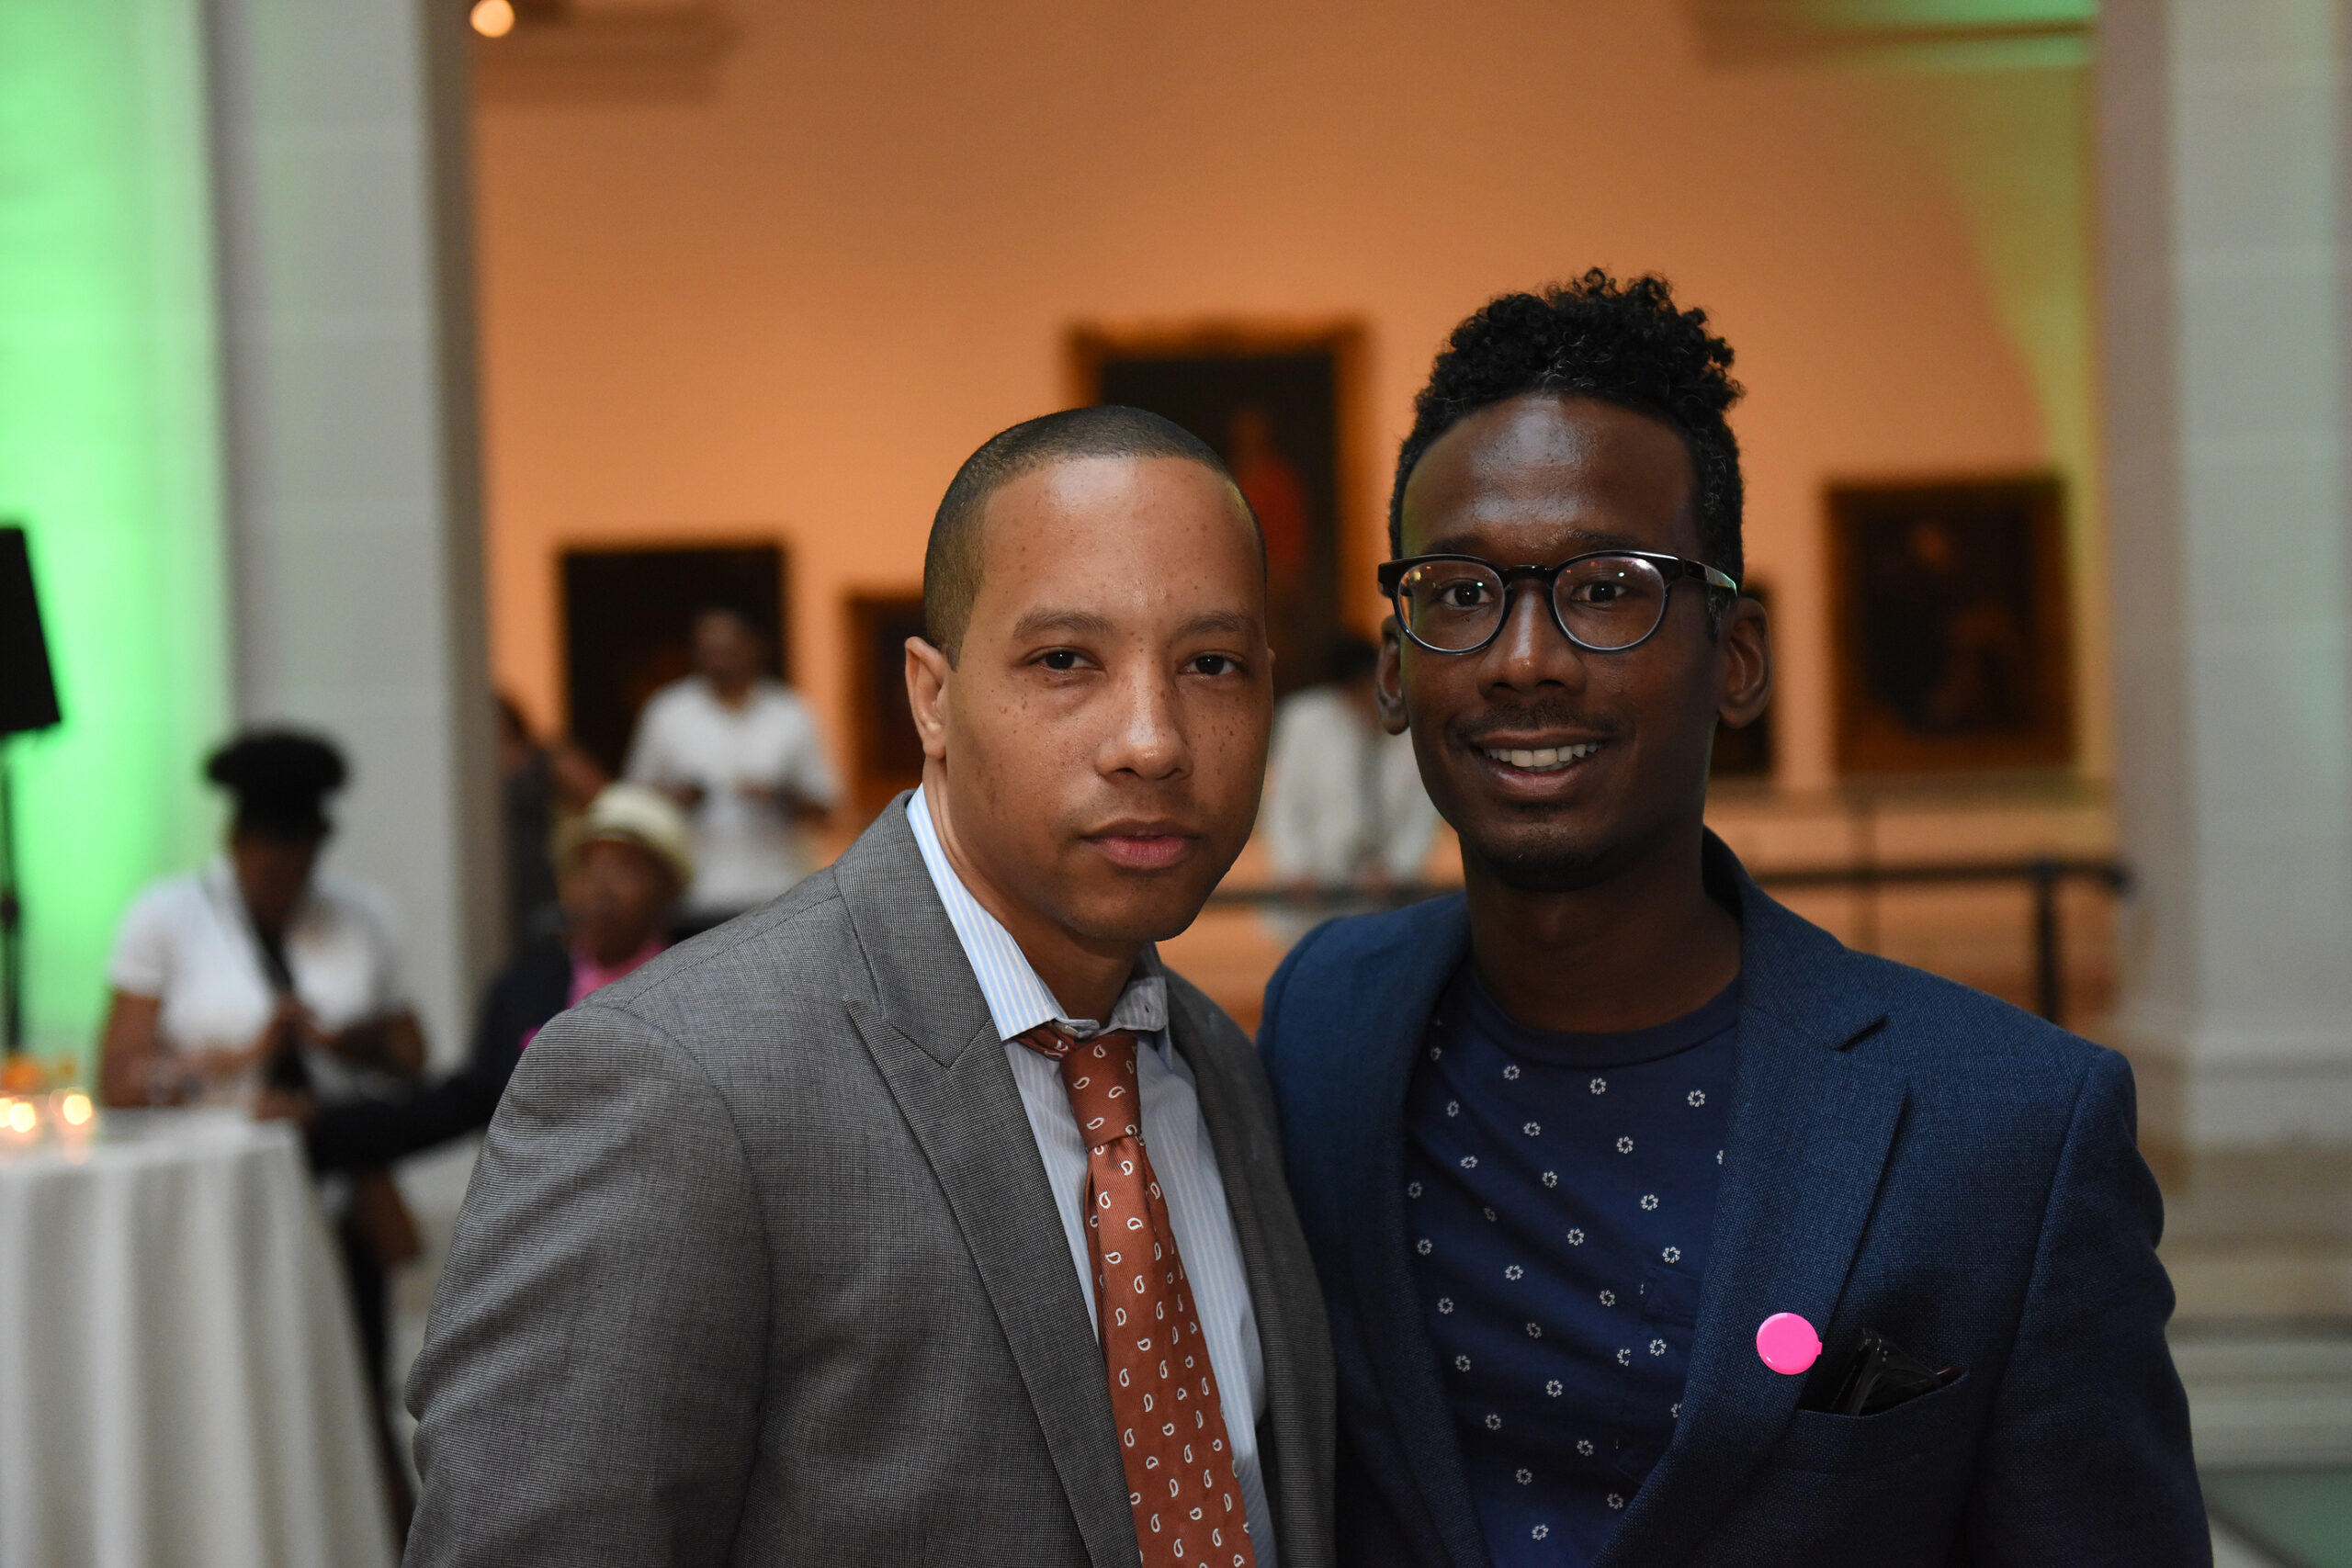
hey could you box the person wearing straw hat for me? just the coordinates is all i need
[266,783,693,1174]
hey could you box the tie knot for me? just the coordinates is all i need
[1015,1025,1142,1151]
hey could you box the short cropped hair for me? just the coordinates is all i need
[923,405,1250,660]
[1390,271,1746,590]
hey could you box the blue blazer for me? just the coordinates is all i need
[1259,836,2207,1567]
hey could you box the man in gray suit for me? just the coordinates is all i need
[405,406,1334,1568]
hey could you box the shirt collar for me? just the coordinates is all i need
[905,785,1169,1048]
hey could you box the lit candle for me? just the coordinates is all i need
[52,1089,96,1140]
[0,1097,38,1144]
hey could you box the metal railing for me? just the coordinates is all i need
[1210,857,2130,1027]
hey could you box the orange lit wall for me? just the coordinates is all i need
[470,0,2086,802]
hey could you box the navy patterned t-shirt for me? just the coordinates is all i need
[1403,964,1739,1566]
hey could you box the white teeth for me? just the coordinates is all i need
[1483,742,1600,772]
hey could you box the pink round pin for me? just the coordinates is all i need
[1755,1312,1822,1376]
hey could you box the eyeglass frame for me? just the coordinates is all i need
[1376,548,1742,656]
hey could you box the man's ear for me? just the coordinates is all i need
[904,637,953,762]
[1374,616,1410,736]
[1715,595,1771,730]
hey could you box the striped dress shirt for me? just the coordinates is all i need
[905,787,1274,1561]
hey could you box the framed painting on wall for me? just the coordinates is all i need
[1068,321,1369,697]
[843,591,929,818]
[1826,477,2074,774]
[560,542,789,776]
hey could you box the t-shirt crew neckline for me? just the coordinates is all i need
[1456,964,1743,1071]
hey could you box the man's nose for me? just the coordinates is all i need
[1099,662,1190,780]
[1482,578,1589,692]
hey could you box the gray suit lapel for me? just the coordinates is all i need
[1595,863,1904,1567]
[833,800,1137,1568]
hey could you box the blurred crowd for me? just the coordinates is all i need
[87,601,834,1526]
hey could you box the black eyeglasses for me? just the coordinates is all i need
[1378,549,1740,655]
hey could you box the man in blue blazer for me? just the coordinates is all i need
[1258,273,2207,1566]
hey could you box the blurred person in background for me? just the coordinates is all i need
[97,729,423,1109]
[96,728,427,1522]
[264,783,689,1173]
[1263,635,1439,907]
[624,605,838,928]
[495,692,609,952]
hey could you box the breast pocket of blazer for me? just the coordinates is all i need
[1770,1371,1976,1475]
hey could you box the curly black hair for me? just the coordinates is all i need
[206,728,348,840]
[1389,271,1746,592]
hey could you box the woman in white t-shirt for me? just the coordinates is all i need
[96,729,427,1525]
[97,731,424,1109]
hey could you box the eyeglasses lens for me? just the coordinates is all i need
[1555,555,1668,650]
[1396,555,1669,652]
[1396,561,1506,652]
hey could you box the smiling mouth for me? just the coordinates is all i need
[1479,741,1604,773]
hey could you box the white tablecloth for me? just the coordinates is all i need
[0,1110,396,1568]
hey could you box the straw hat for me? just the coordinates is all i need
[554,783,695,890]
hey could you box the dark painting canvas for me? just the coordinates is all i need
[561,543,787,775]
[1828,478,2073,773]
[844,592,929,817]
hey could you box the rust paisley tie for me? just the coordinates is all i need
[1016,1024,1258,1568]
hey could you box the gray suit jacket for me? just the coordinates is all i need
[404,797,1336,1567]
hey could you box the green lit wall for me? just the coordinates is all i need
[0,0,231,1061]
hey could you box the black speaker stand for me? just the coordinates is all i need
[1,737,20,1055]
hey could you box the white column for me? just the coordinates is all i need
[2100,0,2352,1151]
[203,0,495,1064]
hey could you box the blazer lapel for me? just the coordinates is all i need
[1595,852,1905,1567]
[1336,897,1495,1568]
[833,801,1136,1568]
